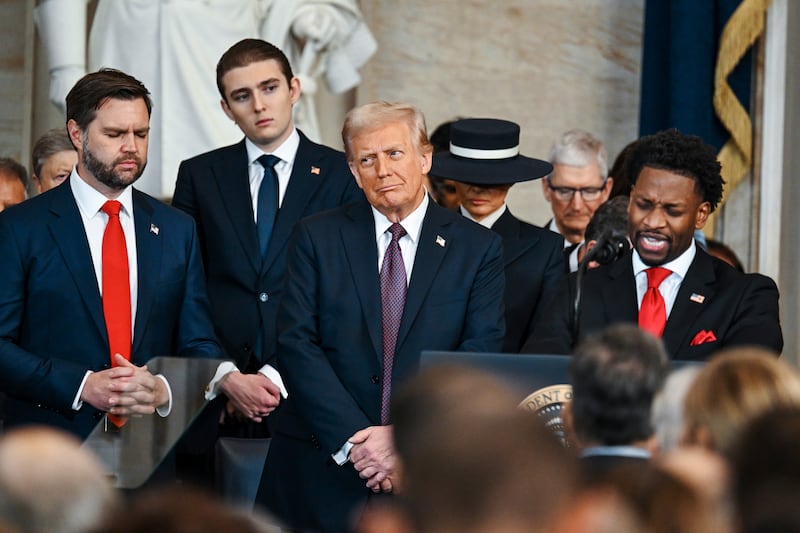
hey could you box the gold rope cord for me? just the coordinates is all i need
[707,0,771,236]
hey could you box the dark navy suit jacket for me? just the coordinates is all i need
[0,180,222,438]
[258,198,505,532]
[523,248,783,360]
[173,132,362,370]
[490,209,564,352]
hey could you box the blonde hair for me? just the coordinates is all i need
[683,348,800,457]
[342,101,431,161]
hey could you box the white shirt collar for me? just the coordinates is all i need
[70,168,134,220]
[632,239,697,279]
[245,127,300,169]
[372,193,429,244]
[459,203,507,229]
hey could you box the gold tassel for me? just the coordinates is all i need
[707,0,771,237]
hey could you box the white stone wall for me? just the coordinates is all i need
[357,0,644,225]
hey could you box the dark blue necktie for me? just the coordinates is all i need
[379,223,407,424]
[256,154,280,257]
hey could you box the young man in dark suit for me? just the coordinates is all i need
[0,69,223,439]
[257,102,505,532]
[172,39,362,428]
[524,129,782,360]
[430,118,565,352]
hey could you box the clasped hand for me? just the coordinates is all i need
[349,425,397,494]
[220,371,281,423]
[81,354,168,416]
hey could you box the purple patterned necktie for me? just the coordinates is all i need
[379,223,407,425]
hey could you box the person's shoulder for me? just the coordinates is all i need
[705,252,778,292]
[0,184,65,226]
[180,141,244,168]
[298,198,367,229]
[517,218,564,246]
[134,189,196,226]
[297,129,346,160]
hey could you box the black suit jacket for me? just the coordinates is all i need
[0,180,222,438]
[258,198,505,532]
[173,132,362,369]
[523,248,782,360]
[490,210,564,352]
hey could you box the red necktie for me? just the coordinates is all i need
[638,267,671,337]
[379,223,407,425]
[101,200,131,427]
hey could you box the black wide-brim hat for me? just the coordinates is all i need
[430,118,553,185]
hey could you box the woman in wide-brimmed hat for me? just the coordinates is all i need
[431,118,565,352]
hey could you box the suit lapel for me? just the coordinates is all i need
[215,141,261,273]
[396,202,450,349]
[491,209,538,266]
[662,249,716,354]
[263,132,331,272]
[47,182,107,340]
[131,190,160,353]
[341,201,383,359]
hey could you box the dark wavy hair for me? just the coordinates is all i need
[570,324,669,446]
[626,129,724,212]
[66,69,152,131]
[216,39,294,101]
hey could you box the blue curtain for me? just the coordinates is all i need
[639,0,753,150]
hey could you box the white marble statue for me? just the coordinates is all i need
[34,0,376,197]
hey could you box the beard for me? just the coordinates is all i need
[82,135,146,191]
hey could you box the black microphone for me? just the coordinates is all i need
[572,231,628,341]
[579,231,628,268]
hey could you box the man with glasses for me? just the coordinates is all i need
[542,129,613,271]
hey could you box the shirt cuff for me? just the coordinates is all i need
[258,364,289,399]
[155,374,172,417]
[332,440,354,465]
[72,370,92,410]
[205,361,239,400]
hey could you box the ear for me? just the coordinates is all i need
[66,119,82,151]
[694,201,711,230]
[420,148,432,175]
[542,177,552,201]
[601,176,614,201]
[220,99,235,122]
[289,76,301,106]
[348,161,364,190]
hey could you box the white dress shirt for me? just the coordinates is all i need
[333,193,430,465]
[632,240,697,319]
[69,171,171,415]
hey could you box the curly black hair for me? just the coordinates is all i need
[625,129,724,212]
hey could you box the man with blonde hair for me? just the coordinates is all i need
[257,101,505,532]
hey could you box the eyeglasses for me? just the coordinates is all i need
[546,177,608,202]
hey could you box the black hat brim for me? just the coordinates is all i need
[430,152,553,185]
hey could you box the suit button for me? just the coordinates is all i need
[371,375,379,384]
[243,344,252,353]
[259,292,269,302]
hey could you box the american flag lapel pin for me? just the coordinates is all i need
[436,235,446,247]
[310,166,321,175]
[689,293,705,304]
[150,223,159,236]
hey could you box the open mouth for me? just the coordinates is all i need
[637,232,669,253]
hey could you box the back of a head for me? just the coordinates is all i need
[549,129,608,178]
[570,324,669,446]
[392,365,576,533]
[94,486,277,533]
[683,347,800,457]
[0,158,28,189]
[650,365,702,453]
[584,195,629,243]
[733,407,800,533]
[0,427,118,533]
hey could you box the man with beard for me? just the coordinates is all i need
[0,69,224,439]
[523,129,782,360]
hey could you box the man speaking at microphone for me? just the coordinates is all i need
[523,129,782,360]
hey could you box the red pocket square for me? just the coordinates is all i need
[690,330,717,346]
